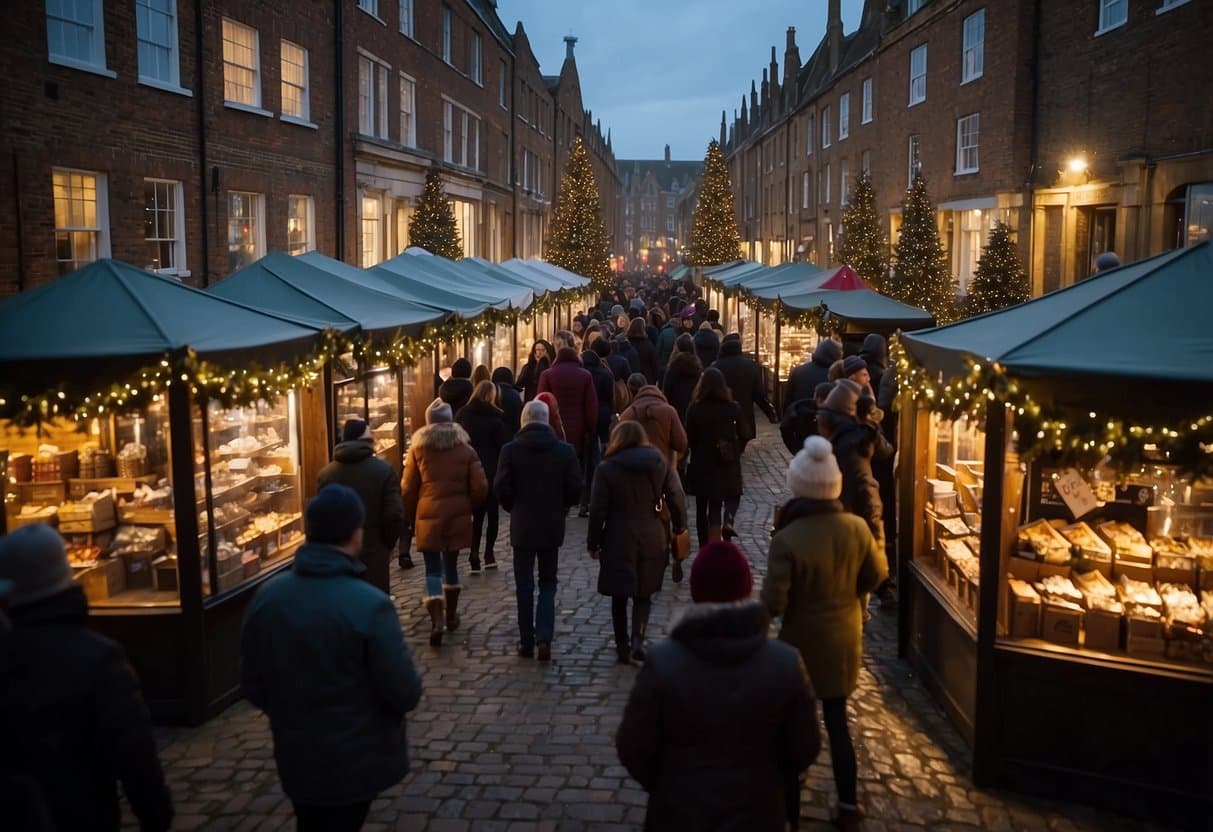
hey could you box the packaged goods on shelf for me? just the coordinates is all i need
[1018,519,1072,564]
[1117,575,1163,613]
[1098,521,1153,565]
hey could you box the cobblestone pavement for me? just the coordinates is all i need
[140,424,1171,831]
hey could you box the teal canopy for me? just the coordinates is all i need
[502,258,591,289]
[740,263,828,298]
[377,250,534,311]
[297,251,492,319]
[780,287,935,332]
[709,261,768,288]
[474,258,565,293]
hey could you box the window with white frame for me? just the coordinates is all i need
[1157,0,1188,10]
[839,93,850,140]
[222,18,260,107]
[46,0,108,71]
[357,0,378,16]
[861,77,873,123]
[909,45,927,105]
[806,112,814,155]
[469,31,482,84]
[840,160,850,205]
[361,194,382,267]
[144,179,185,274]
[802,170,811,209]
[136,0,180,86]
[53,169,108,275]
[908,134,921,187]
[399,0,413,37]
[821,106,832,148]
[280,41,309,121]
[666,216,675,233]
[443,99,481,169]
[442,6,452,64]
[399,73,416,146]
[1098,0,1128,32]
[956,113,980,174]
[907,0,925,14]
[498,59,507,107]
[286,195,314,255]
[822,163,831,204]
[358,55,389,139]
[962,9,985,83]
[227,191,264,271]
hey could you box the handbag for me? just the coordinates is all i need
[715,437,739,463]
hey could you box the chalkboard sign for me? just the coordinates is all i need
[1028,462,1153,531]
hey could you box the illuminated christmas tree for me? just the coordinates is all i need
[889,173,957,323]
[546,136,612,287]
[965,220,1030,316]
[409,169,463,259]
[688,140,742,266]
[839,171,888,293]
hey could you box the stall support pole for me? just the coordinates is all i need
[322,364,334,448]
[511,320,518,375]
[973,403,1009,785]
[168,380,207,724]
[773,312,783,412]
[753,307,761,364]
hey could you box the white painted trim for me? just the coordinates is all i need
[139,76,192,97]
[224,101,273,118]
[48,55,116,78]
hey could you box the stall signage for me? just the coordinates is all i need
[1052,468,1099,519]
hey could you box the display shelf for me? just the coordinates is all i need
[910,560,977,637]
[215,440,282,459]
[90,588,181,609]
[996,635,1213,680]
[68,474,158,498]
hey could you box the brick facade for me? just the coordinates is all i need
[617,149,703,271]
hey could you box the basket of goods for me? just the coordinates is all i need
[117,442,149,478]
[79,447,116,479]
[1018,519,1072,564]
[33,446,79,481]
[1097,521,1152,565]
[1060,522,1113,562]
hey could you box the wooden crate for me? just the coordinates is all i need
[58,495,117,533]
[33,451,79,481]
[13,480,68,506]
[69,474,157,499]
[76,558,126,602]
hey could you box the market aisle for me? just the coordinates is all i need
[140,423,1169,831]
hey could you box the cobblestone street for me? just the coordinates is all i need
[142,425,1169,831]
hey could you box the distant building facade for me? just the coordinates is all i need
[617,146,703,271]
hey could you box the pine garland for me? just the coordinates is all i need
[889,173,957,323]
[838,172,889,293]
[688,140,742,266]
[546,137,613,288]
[964,220,1030,317]
[409,169,463,260]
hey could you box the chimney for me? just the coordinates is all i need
[563,35,578,60]
[784,27,801,89]
[828,0,842,74]
[664,144,671,163]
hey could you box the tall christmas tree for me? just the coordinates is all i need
[890,173,957,323]
[838,171,888,293]
[687,140,742,266]
[546,136,612,287]
[964,220,1030,316]
[409,169,463,259]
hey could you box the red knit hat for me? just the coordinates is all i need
[690,541,753,603]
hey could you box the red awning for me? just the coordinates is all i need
[817,265,872,291]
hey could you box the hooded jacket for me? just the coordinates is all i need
[581,350,617,439]
[628,334,660,384]
[660,350,702,424]
[317,440,405,594]
[616,601,820,831]
[400,422,488,552]
[494,424,583,549]
[620,386,688,469]
[537,348,599,453]
[241,543,423,804]
[693,327,721,368]
[784,339,841,413]
[711,340,777,443]
[438,377,474,416]
[859,333,888,398]
[829,418,887,551]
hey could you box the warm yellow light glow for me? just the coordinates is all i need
[1067,156,1088,174]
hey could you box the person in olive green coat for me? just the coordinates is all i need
[761,435,887,832]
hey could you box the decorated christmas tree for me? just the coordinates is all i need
[546,136,612,287]
[965,220,1030,316]
[409,169,463,259]
[890,173,957,323]
[838,171,888,293]
[687,140,742,266]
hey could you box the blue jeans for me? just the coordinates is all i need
[514,547,559,647]
[422,550,460,598]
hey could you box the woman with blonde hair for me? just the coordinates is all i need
[455,381,509,572]
[471,364,491,386]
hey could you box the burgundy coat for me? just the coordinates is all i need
[537,349,599,453]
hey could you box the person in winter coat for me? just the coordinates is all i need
[580,348,616,515]
[711,335,778,452]
[783,338,842,414]
[455,382,510,573]
[817,381,888,553]
[645,308,665,347]
[439,357,475,415]
[685,368,743,550]
[0,524,173,832]
[762,437,887,832]
[693,322,721,367]
[516,339,553,402]
[601,335,633,384]
[620,382,688,471]
[660,334,702,425]
[317,419,406,592]
[614,333,641,378]
[495,401,584,661]
[653,311,682,372]
[859,334,887,400]
[242,486,423,830]
[858,334,898,609]
[491,366,523,438]
[617,540,820,831]
[588,421,687,663]
[538,346,599,458]
[471,364,491,387]
[401,399,489,646]
[626,317,660,384]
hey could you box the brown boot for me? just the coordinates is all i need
[708,524,723,543]
[444,585,461,631]
[425,597,445,647]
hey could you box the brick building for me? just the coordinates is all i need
[617,147,703,271]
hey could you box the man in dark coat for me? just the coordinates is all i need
[711,335,778,452]
[439,357,474,414]
[581,348,616,515]
[0,524,173,832]
[784,338,842,413]
[491,366,524,438]
[859,334,898,607]
[693,325,721,367]
[317,419,406,590]
[494,401,583,660]
[617,541,819,830]
[242,485,423,829]
[603,337,633,382]
[626,318,660,383]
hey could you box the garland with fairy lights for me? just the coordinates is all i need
[889,336,1213,481]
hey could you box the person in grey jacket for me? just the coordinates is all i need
[241,485,422,831]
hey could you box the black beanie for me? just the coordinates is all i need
[451,358,473,379]
[306,484,365,545]
[341,418,371,442]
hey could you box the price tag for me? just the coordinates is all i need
[1052,468,1099,519]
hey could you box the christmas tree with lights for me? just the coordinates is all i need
[547,136,612,287]
[890,173,957,323]
[839,172,888,292]
[409,169,463,259]
[688,140,742,266]
[965,220,1030,316]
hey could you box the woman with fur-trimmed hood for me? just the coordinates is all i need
[401,399,488,646]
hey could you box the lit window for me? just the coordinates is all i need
[361,194,382,267]
[442,6,452,64]
[53,169,108,274]
[909,45,927,105]
[861,78,873,123]
[46,0,108,71]
[136,0,180,86]
[399,73,416,146]
[499,59,507,107]
[399,0,413,37]
[821,106,832,148]
[908,134,921,187]
[358,55,389,139]
[802,170,810,209]
[469,31,482,84]
[839,92,850,140]
[357,0,379,16]
[227,191,264,272]
[222,18,260,107]
[956,113,980,174]
[287,195,314,255]
[962,10,984,83]
[280,41,309,121]
[1098,0,1128,32]
[840,160,850,205]
[144,179,185,274]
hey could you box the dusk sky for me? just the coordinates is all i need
[500,0,867,162]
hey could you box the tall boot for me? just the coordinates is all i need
[425,597,445,647]
[444,585,462,631]
[708,523,723,543]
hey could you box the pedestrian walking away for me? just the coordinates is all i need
[516,339,553,403]
[762,437,888,831]
[685,367,743,550]
[401,398,488,646]
[580,346,617,516]
[587,421,687,663]
[455,381,510,572]
[317,418,406,591]
[241,485,423,832]
[711,333,778,452]
[494,400,583,661]
[538,344,599,514]
[438,357,475,415]
[491,366,524,438]
[784,338,842,414]
[660,333,703,426]
[693,321,721,367]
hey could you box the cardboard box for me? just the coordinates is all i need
[12,480,68,506]
[153,556,179,592]
[76,558,125,602]
[58,494,116,533]
[1083,608,1122,651]
[1008,555,1040,583]
[1007,579,1041,637]
[1126,634,1166,658]
[1114,559,1153,584]
[1126,613,1165,640]
[1041,603,1083,646]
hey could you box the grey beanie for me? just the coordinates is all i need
[426,398,453,424]
[521,400,550,426]
[0,524,75,608]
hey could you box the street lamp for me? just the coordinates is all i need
[1067,156,1088,175]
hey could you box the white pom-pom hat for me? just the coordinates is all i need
[786,435,843,500]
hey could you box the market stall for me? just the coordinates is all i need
[0,259,328,723]
[894,242,1213,822]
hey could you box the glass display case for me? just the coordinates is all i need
[334,368,403,469]
[738,298,756,356]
